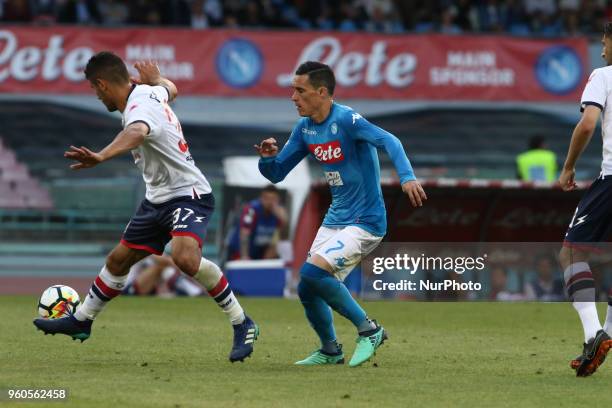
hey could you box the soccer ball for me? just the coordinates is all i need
[38,285,80,319]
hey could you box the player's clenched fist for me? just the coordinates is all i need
[254,138,279,157]
[558,168,577,191]
[401,180,427,207]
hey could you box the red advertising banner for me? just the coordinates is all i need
[0,27,588,101]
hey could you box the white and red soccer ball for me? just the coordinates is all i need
[38,285,80,319]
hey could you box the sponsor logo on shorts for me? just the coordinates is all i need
[573,214,588,227]
[334,256,348,267]
[568,207,589,229]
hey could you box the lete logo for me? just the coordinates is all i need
[308,141,344,164]
[277,37,417,88]
[0,30,94,82]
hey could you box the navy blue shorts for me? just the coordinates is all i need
[564,176,612,246]
[121,193,215,255]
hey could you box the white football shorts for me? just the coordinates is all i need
[307,225,383,281]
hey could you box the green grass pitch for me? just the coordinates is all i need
[1,296,612,407]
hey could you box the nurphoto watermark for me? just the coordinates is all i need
[359,242,612,301]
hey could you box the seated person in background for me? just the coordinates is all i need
[489,266,525,301]
[124,254,204,297]
[226,185,288,260]
[524,255,564,301]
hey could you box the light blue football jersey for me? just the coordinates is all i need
[259,102,415,237]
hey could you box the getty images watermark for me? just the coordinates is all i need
[369,252,486,293]
[361,242,612,301]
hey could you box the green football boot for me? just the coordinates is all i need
[348,321,388,367]
[295,347,345,365]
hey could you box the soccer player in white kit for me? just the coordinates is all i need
[559,24,612,376]
[33,52,259,362]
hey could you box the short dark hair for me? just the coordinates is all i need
[529,135,545,150]
[605,22,612,37]
[262,184,279,195]
[84,51,129,85]
[295,61,335,95]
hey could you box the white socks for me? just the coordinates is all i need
[192,258,245,325]
[75,259,246,326]
[564,262,602,342]
[75,266,127,321]
[574,302,603,343]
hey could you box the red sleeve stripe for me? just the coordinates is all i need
[208,275,229,298]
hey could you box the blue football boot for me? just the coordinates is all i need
[229,315,259,362]
[33,314,92,342]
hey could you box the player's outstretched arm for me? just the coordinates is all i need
[255,132,308,183]
[131,61,178,102]
[348,112,426,206]
[559,105,600,191]
[64,122,147,170]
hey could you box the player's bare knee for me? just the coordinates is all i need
[559,247,571,269]
[170,236,201,275]
[559,246,588,270]
[172,252,200,276]
[105,252,128,276]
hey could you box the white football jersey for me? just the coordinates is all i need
[122,85,211,203]
[580,67,612,176]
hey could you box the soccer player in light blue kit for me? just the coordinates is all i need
[255,61,426,366]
